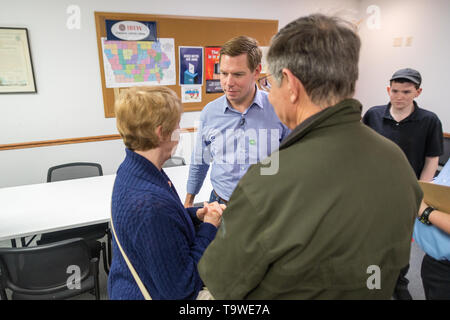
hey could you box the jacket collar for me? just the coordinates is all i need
[122,148,176,195]
[280,99,363,150]
[383,101,420,122]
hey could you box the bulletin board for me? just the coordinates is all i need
[94,12,278,118]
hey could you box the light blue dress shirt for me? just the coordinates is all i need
[413,160,450,261]
[186,88,290,201]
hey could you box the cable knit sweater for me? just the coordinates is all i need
[108,149,218,300]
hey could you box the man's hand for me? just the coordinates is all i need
[184,193,196,208]
[202,201,225,228]
[196,201,227,221]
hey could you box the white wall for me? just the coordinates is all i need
[0,0,360,187]
[355,0,450,131]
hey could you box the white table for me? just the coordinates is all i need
[0,166,212,242]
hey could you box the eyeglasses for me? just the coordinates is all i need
[258,74,272,92]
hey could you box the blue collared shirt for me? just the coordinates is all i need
[187,88,290,201]
[413,160,450,261]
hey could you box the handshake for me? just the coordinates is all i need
[196,202,226,228]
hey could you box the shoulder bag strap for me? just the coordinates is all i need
[110,215,152,300]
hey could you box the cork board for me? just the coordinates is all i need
[94,12,278,118]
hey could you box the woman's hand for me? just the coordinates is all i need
[196,202,226,220]
[197,201,226,228]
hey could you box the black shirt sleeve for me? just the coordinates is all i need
[425,115,444,157]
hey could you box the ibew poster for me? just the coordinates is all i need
[179,46,203,85]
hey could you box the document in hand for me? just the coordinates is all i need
[418,181,450,213]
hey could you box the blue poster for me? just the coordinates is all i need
[106,20,157,41]
[179,46,203,85]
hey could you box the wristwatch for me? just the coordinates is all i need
[418,206,435,225]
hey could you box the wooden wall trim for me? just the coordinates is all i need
[1,129,448,151]
[0,127,197,151]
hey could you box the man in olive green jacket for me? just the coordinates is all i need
[198,14,422,299]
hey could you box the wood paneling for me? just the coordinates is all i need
[0,128,196,151]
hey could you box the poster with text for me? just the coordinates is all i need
[205,46,223,93]
[179,46,203,86]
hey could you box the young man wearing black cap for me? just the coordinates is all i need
[363,68,444,300]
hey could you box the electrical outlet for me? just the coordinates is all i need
[393,37,403,47]
[405,36,413,47]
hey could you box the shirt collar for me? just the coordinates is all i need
[222,85,264,114]
[384,101,420,122]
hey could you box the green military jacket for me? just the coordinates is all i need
[198,99,422,299]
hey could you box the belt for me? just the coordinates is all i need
[213,190,228,204]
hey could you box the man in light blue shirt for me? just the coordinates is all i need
[414,158,450,299]
[184,36,289,207]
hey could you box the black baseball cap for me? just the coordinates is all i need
[390,68,422,86]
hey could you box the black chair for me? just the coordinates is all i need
[46,162,103,182]
[36,162,111,275]
[0,238,100,300]
[163,156,186,168]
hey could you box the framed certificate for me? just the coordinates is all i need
[0,27,37,93]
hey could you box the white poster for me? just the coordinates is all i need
[181,85,202,103]
[260,46,269,74]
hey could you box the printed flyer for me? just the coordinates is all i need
[205,46,223,93]
[179,46,203,86]
[181,85,202,103]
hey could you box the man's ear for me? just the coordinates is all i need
[387,86,391,95]
[415,87,423,98]
[283,68,302,104]
[253,63,262,81]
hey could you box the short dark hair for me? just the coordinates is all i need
[220,36,262,71]
[390,78,420,90]
[267,14,360,106]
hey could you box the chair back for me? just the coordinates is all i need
[47,162,103,182]
[38,161,110,275]
[0,238,98,299]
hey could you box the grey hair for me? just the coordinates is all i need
[267,14,360,106]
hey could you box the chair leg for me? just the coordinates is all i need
[101,242,109,275]
[0,287,8,300]
[107,229,112,267]
[90,258,100,300]
[24,235,37,247]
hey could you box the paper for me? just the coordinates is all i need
[419,181,450,213]
[0,28,36,93]
[205,46,222,93]
[181,85,202,103]
[260,46,269,74]
[102,37,176,88]
[179,46,203,85]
